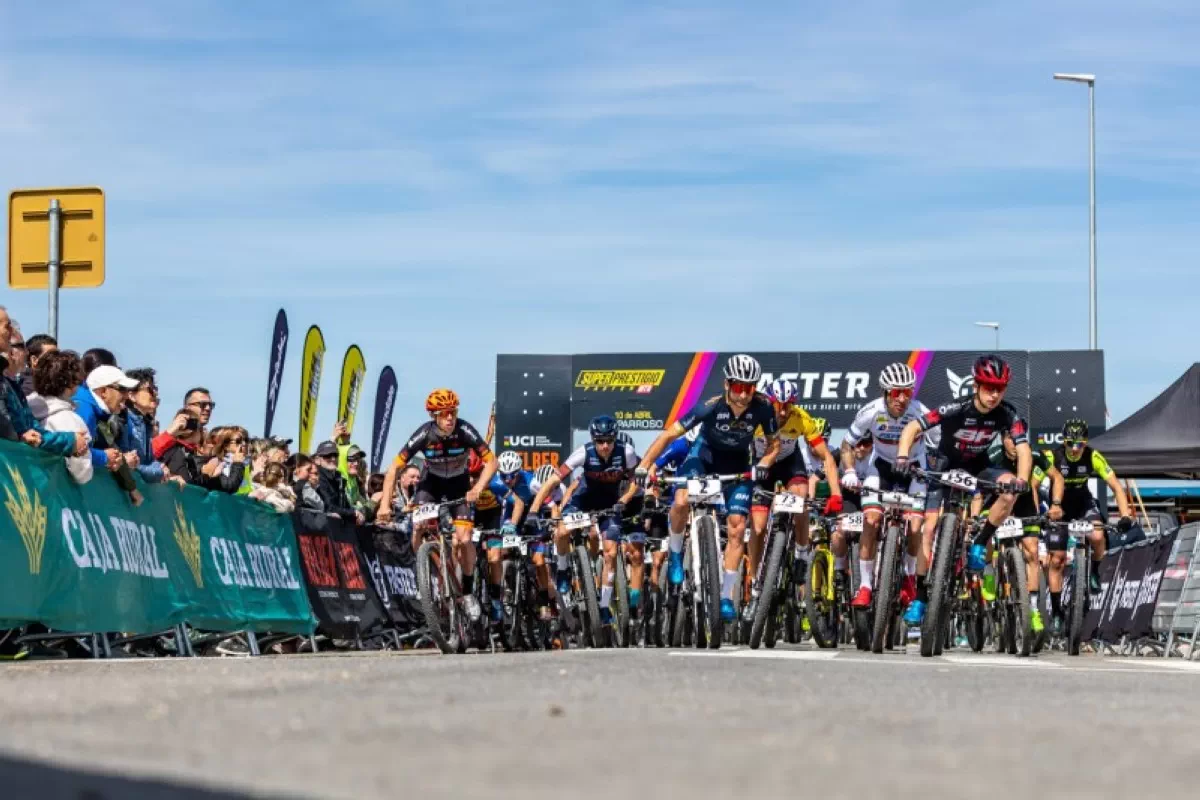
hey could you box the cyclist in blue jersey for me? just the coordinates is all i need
[637,354,780,623]
[528,415,642,625]
[488,451,556,619]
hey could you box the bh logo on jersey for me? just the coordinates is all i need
[946,369,974,399]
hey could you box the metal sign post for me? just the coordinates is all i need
[47,198,61,339]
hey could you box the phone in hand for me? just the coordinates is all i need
[183,416,199,433]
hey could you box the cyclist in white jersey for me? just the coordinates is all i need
[838,363,933,614]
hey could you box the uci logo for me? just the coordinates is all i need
[503,435,536,447]
[1037,432,1064,446]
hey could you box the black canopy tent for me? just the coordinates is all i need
[1090,363,1200,478]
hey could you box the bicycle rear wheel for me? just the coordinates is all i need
[750,526,786,649]
[1067,548,1089,656]
[696,515,724,650]
[872,525,902,654]
[807,548,840,649]
[574,545,605,649]
[1006,546,1033,657]
[612,551,631,648]
[416,541,462,655]
[921,515,958,658]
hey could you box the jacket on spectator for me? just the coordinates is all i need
[294,480,325,513]
[249,483,296,513]
[0,381,18,442]
[72,386,118,468]
[42,397,93,484]
[117,408,165,483]
[2,373,75,455]
[155,434,203,486]
[316,466,355,518]
[203,458,245,495]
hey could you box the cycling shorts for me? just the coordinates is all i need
[563,493,625,542]
[980,483,1041,538]
[677,454,753,518]
[1062,493,1103,524]
[474,506,503,533]
[861,456,927,510]
[414,474,473,522]
[923,455,1010,514]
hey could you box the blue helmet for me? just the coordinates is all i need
[589,415,618,440]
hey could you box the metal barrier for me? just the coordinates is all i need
[1159,523,1200,658]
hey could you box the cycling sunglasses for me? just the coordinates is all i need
[593,436,616,445]
[1064,438,1087,447]
[728,380,757,394]
[886,388,913,401]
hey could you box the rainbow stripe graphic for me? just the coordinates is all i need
[666,351,718,426]
[906,349,935,397]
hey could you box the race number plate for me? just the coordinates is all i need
[413,504,439,524]
[686,479,724,504]
[994,517,1024,541]
[771,494,807,515]
[563,512,592,531]
[842,513,864,533]
[942,470,978,492]
[502,534,527,554]
[1068,520,1094,535]
[878,491,918,510]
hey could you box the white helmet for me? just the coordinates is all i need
[496,450,523,476]
[534,464,557,485]
[879,363,916,391]
[723,354,761,383]
[684,424,702,443]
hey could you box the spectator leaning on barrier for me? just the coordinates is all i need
[313,440,361,522]
[155,408,204,486]
[249,462,296,513]
[23,334,57,423]
[77,366,144,506]
[201,426,249,494]
[33,350,93,484]
[0,307,84,456]
[117,367,166,485]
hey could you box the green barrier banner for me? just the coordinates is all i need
[0,440,314,635]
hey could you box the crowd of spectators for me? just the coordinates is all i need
[0,305,397,526]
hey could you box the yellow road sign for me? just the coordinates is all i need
[7,186,105,289]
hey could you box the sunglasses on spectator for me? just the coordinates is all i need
[189,401,216,410]
[728,380,756,395]
[10,341,24,350]
[229,437,246,445]
[886,389,913,401]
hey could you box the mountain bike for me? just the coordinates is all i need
[656,473,749,650]
[989,515,1040,657]
[805,508,844,649]
[860,488,926,654]
[558,507,621,649]
[483,523,554,652]
[912,468,1020,658]
[413,498,476,654]
[748,489,808,649]
[1062,520,1113,656]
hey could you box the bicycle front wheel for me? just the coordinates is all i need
[750,526,786,649]
[872,524,902,654]
[574,545,605,648]
[416,541,462,655]
[1067,548,1089,656]
[1006,545,1033,657]
[696,515,724,650]
[612,550,631,648]
[807,548,839,649]
[921,514,959,658]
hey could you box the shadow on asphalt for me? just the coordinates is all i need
[0,752,257,799]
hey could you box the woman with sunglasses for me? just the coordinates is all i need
[839,363,933,619]
[201,426,250,494]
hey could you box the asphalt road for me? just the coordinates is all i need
[0,645,1197,799]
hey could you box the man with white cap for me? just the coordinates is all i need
[75,365,144,504]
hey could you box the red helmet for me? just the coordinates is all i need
[425,388,460,414]
[972,355,1011,387]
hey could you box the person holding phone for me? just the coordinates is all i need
[154,408,205,486]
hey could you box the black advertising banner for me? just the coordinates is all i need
[1081,549,1122,641]
[496,351,1103,449]
[263,309,289,438]
[1094,532,1176,641]
[495,355,573,470]
[370,366,398,474]
[292,510,385,639]
[356,525,422,631]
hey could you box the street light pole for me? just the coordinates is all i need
[1054,72,1098,350]
[974,321,1000,350]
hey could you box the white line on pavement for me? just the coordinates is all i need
[669,649,841,661]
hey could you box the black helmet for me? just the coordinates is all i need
[1062,418,1089,441]
[588,415,618,440]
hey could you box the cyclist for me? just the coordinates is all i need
[377,388,496,622]
[644,425,702,590]
[830,433,873,592]
[1043,419,1135,629]
[636,354,781,624]
[527,415,642,625]
[751,383,843,604]
[896,355,1032,626]
[794,417,846,576]
[480,451,555,621]
[840,363,930,617]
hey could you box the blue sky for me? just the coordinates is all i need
[1,1,1197,459]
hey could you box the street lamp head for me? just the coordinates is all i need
[974,321,1000,329]
[1053,73,1095,84]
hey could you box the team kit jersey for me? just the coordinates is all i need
[752,404,823,460]
[1043,445,1112,522]
[916,399,1028,468]
[678,394,776,472]
[395,419,491,479]
[844,397,936,504]
[558,440,640,511]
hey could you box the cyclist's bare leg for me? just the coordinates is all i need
[858,508,882,592]
[1047,551,1066,592]
[601,538,618,612]
[1089,524,1107,562]
[1022,535,1040,595]
[453,521,476,586]
[722,512,749,601]
[532,551,550,592]
[552,521,571,587]
[626,541,645,593]
[486,544,504,587]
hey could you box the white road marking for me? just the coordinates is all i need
[940,655,1063,668]
[670,649,840,661]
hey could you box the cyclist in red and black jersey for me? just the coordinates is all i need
[377,388,496,621]
[896,355,1034,625]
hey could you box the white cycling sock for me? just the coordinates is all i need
[556,554,570,571]
[835,556,847,570]
[860,559,875,590]
[722,570,739,600]
[600,585,613,609]
[903,554,917,576]
[794,544,811,561]
[669,533,684,554]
